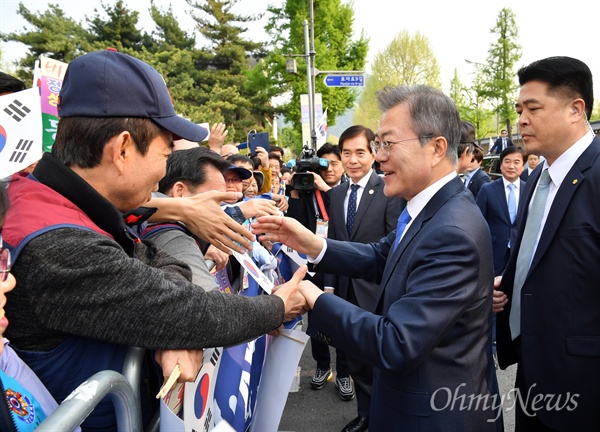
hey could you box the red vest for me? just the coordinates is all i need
[3,173,112,260]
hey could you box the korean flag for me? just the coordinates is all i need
[0,88,43,177]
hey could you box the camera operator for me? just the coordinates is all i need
[286,143,351,394]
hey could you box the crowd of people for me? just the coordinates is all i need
[0,50,598,432]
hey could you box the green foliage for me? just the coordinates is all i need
[590,99,600,122]
[451,68,496,139]
[86,1,153,51]
[481,7,522,135]
[353,30,440,130]
[258,0,368,143]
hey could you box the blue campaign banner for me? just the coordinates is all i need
[323,75,364,87]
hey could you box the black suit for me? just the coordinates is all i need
[497,136,600,430]
[490,136,514,154]
[476,178,525,276]
[324,170,404,417]
[466,168,491,198]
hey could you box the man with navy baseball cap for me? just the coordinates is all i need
[2,50,307,430]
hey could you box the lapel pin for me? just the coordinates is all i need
[369,189,374,195]
[572,179,578,185]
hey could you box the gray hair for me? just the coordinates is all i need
[376,85,460,165]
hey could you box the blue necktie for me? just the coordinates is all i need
[510,169,551,339]
[507,183,517,224]
[393,208,412,252]
[346,184,360,236]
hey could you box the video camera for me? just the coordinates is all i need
[291,146,329,191]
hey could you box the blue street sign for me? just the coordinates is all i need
[323,75,364,87]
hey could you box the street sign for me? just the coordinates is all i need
[323,75,364,87]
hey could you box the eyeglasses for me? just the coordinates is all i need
[0,237,11,282]
[370,136,434,155]
[225,177,242,184]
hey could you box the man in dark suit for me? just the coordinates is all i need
[489,129,514,154]
[465,146,492,198]
[519,153,540,182]
[494,56,600,431]
[476,146,525,276]
[324,125,404,432]
[253,85,499,431]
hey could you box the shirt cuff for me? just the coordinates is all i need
[307,238,327,264]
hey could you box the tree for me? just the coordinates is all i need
[85,0,153,52]
[353,30,440,130]
[481,7,522,136]
[258,0,368,149]
[0,3,88,83]
[451,68,496,139]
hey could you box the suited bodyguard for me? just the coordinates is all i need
[252,85,500,431]
[476,146,525,276]
[489,129,514,155]
[324,125,404,432]
[495,57,600,431]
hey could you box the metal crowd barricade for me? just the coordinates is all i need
[36,370,142,431]
[36,259,218,431]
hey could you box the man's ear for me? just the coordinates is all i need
[431,136,448,165]
[171,181,189,198]
[111,131,132,175]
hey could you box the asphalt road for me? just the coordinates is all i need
[279,320,517,432]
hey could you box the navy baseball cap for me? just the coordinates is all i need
[58,49,208,142]
[224,165,252,180]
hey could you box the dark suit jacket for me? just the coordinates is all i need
[490,137,514,154]
[467,168,491,198]
[324,171,404,312]
[497,136,600,430]
[476,178,525,276]
[309,177,498,431]
[519,169,529,182]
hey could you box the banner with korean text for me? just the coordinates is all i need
[38,55,68,153]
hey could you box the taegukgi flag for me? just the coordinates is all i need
[0,88,43,177]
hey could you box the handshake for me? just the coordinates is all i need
[251,214,331,322]
[272,265,323,322]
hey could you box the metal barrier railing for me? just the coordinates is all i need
[37,370,142,432]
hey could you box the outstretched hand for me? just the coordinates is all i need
[179,191,254,253]
[251,215,324,257]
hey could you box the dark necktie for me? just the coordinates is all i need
[346,184,360,236]
[393,208,412,252]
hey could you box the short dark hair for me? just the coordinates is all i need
[338,125,375,153]
[227,154,253,167]
[268,152,282,168]
[518,56,594,119]
[158,146,230,193]
[500,146,525,163]
[317,142,341,160]
[270,145,285,158]
[458,120,475,157]
[52,117,165,168]
[0,72,25,94]
[472,146,484,164]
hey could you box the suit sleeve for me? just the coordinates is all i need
[309,224,484,374]
[475,186,489,219]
